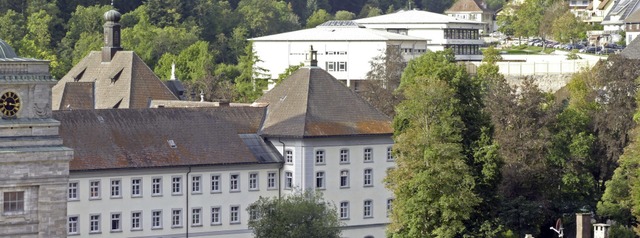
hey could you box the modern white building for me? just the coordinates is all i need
[251,20,428,89]
[56,49,395,238]
[600,0,640,42]
[355,10,485,61]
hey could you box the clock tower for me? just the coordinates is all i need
[0,39,73,237]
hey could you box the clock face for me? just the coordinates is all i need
[0,91,20,118]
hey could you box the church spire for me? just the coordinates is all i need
[102,2,122,62]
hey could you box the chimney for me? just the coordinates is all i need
[305,45,318,67]
[577,213,592,238]
[102,6,122,62]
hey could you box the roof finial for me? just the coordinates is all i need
[305,45,318,67]
[170,61,176,80]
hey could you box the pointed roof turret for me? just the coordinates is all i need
[255,61,392,138]
[102,3,122,62]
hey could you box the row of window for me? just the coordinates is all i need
[339,198,394,220]
[443,29,480,40]
[314,168,376,189]
[67,206,242,235]
[69,172,280,201]
[444,44,482,56]
[285,147,394,165]
[326,61,347,72]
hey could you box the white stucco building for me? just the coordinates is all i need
[251,20,427,89]
[57,49,396,238]
[355,10,485,61]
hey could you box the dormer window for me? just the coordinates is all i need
[168,139,177,148]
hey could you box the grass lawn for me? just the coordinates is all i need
[486,45,555,55]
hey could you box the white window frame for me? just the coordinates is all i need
[230,205,240,224]
[68,215,79,235]
[211,174,221,193]
[249,173,259,191]
[211,207,221,225]
[131,211,142,231]
[110,179,121,198]
[151,177,162,196]
[267,172,277,190]
[340,170,349,188]
[315,171,325,189]
[131,178,142,198]
[172,208,183,228]
[339,201,349,220]
[151,210,162,229]
[192,175,202,194]
[364,148,373,162]
[285,149,293,164]
[340,149,349,164]
[111,212,122,232]
[172,176,183,195]
[89,214,101,234]
[68,181,79,201]
[192,207,202,227]
[364,200,373,218]
[230,174,240,192]
[387,198,394,217]
[364,169,373,187]
[315,149,325,164]
[387,146,394,161]
[284,171,293,189]
[89,180,101,200]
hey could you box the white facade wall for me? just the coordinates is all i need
[67,164,280,238]
[253,40,427,85]
[271,135,394,238]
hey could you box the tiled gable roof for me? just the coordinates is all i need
[53,108,278,171]
[621,35,640,59]
[52,51,177,110]
[445,0,491,13]
[255,67,392,138]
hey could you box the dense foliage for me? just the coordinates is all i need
[247,190,342,238]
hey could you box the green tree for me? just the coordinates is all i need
[0,9,26,47]
[306,9,332,28]
[237,0,301,37]
[19,9,61,76]
[334,10,356,20]
[553,11,584,44]
[276,63,304,85]
[247,190,342,238]
[155,40,215,82]
[359,45,405,117]
[233,43,269,102]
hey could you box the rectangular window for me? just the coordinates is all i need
[211,207,221,225]
[131,178,142,197]
[192,208,202,226]
[172,209,182,227]
[285,149,293,164]
[364,148,373,162]
[211,174,221,193]
[387,199,393,217]
[364,200,373,218]
[249,173,258,190]
[192,175,202,194]
[90,214,101,233]
[285,171,293,189]
[267,172,277,189]
[152,210,162,229]
[230,206,240,224]
[250,208,259,220]
[111,213,121,232]
[68,182,79,200]
[152,178,162,196]
[338,62,347,71]
[110,179,121,198]
[340,170,349,188]
[326,62,336,71]
[364,169,373,187]
[316,171,325,189]
[68,216,79,234]
[315,150,325,164]
[340,149,349,163]
[90,180,100,199]
[131,211,142,230]
[230,174,240,191]
[340,202,349,219]
[172,176,182,195]
[387,146,394,161]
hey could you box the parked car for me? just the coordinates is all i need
[597,48,616,55]
[580,47,597,53]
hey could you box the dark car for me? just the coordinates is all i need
[597,48,616,55]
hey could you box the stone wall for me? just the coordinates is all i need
[505,74,573,92]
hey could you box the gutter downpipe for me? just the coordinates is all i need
[186,166,192,237]
[277,137,285,199]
